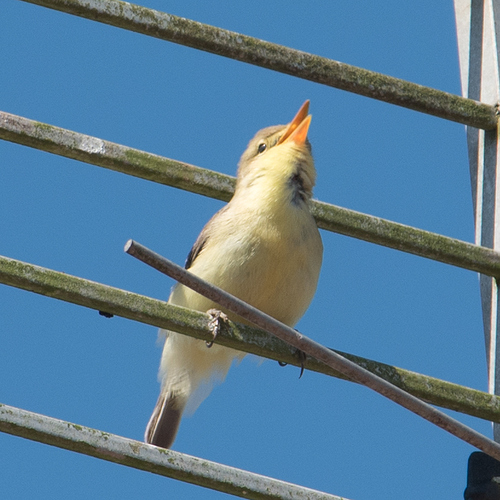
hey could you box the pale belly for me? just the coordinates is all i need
[169,211,323,327]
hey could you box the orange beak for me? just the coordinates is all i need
[277,100,312,147]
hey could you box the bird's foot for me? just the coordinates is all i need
[206,309,229,348]
[278,347,307,379]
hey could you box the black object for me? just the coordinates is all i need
[464,452,500,499]
[98,310,114,318]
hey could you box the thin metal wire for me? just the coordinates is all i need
[124,239,500,462]
[1,252,498,421]
[0,403,344,500]
[2,110,500,278]
[21,0,498,129]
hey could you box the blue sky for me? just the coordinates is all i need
[0,1,490,499]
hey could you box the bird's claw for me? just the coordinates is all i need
[277,348,307,378]
[297,349,306,379]
[206,309,229,348]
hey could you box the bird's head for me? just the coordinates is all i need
[235,101,316,206]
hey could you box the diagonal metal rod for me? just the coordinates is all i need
[20,0,498,129]
[0,403,344,500]
[0,252,498,422]
[2,110,500,278]
[125,239,500,461]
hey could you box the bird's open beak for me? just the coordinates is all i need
[277,100,312,147]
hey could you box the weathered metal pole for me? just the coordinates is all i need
[455,0,500,439]
[455,2,500,496]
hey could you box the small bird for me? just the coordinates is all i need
[145,101,323,448]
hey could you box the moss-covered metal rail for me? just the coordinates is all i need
[0,252,499,423]
[0,403,344,500]
[2,110,500,278]
[21,0,498,130]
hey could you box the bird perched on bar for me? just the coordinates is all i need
[145,101,323,449]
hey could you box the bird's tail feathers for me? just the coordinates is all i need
[145,335,241,448]
[145,383,188,449]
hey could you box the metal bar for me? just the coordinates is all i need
[1,252,499,422]
[0,111,235,202]
[455,0,500,441]
[20,0,498,129]
[3,110,500,277]
[124,239,500,461]
[0,403,344,500]
[311,202,500,278]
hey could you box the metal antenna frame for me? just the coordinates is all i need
[455,0,500,441]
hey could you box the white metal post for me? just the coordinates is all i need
[455,0,500,440]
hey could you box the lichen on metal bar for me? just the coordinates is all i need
[2,110,500,278]
[0,111,235,202]
[20,0,498,129]
[0,403,345,500]
[310,202,500,278]
[0,253,498,423]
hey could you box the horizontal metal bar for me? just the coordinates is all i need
[2,110,500,277]
[21,0,498,129]
[0,111,235,202]
[124,239,500,461]
[311,203,500,278]
[1,252,499,423]
[0,403,343,500]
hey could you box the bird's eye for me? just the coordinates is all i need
[257,142,267,154]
